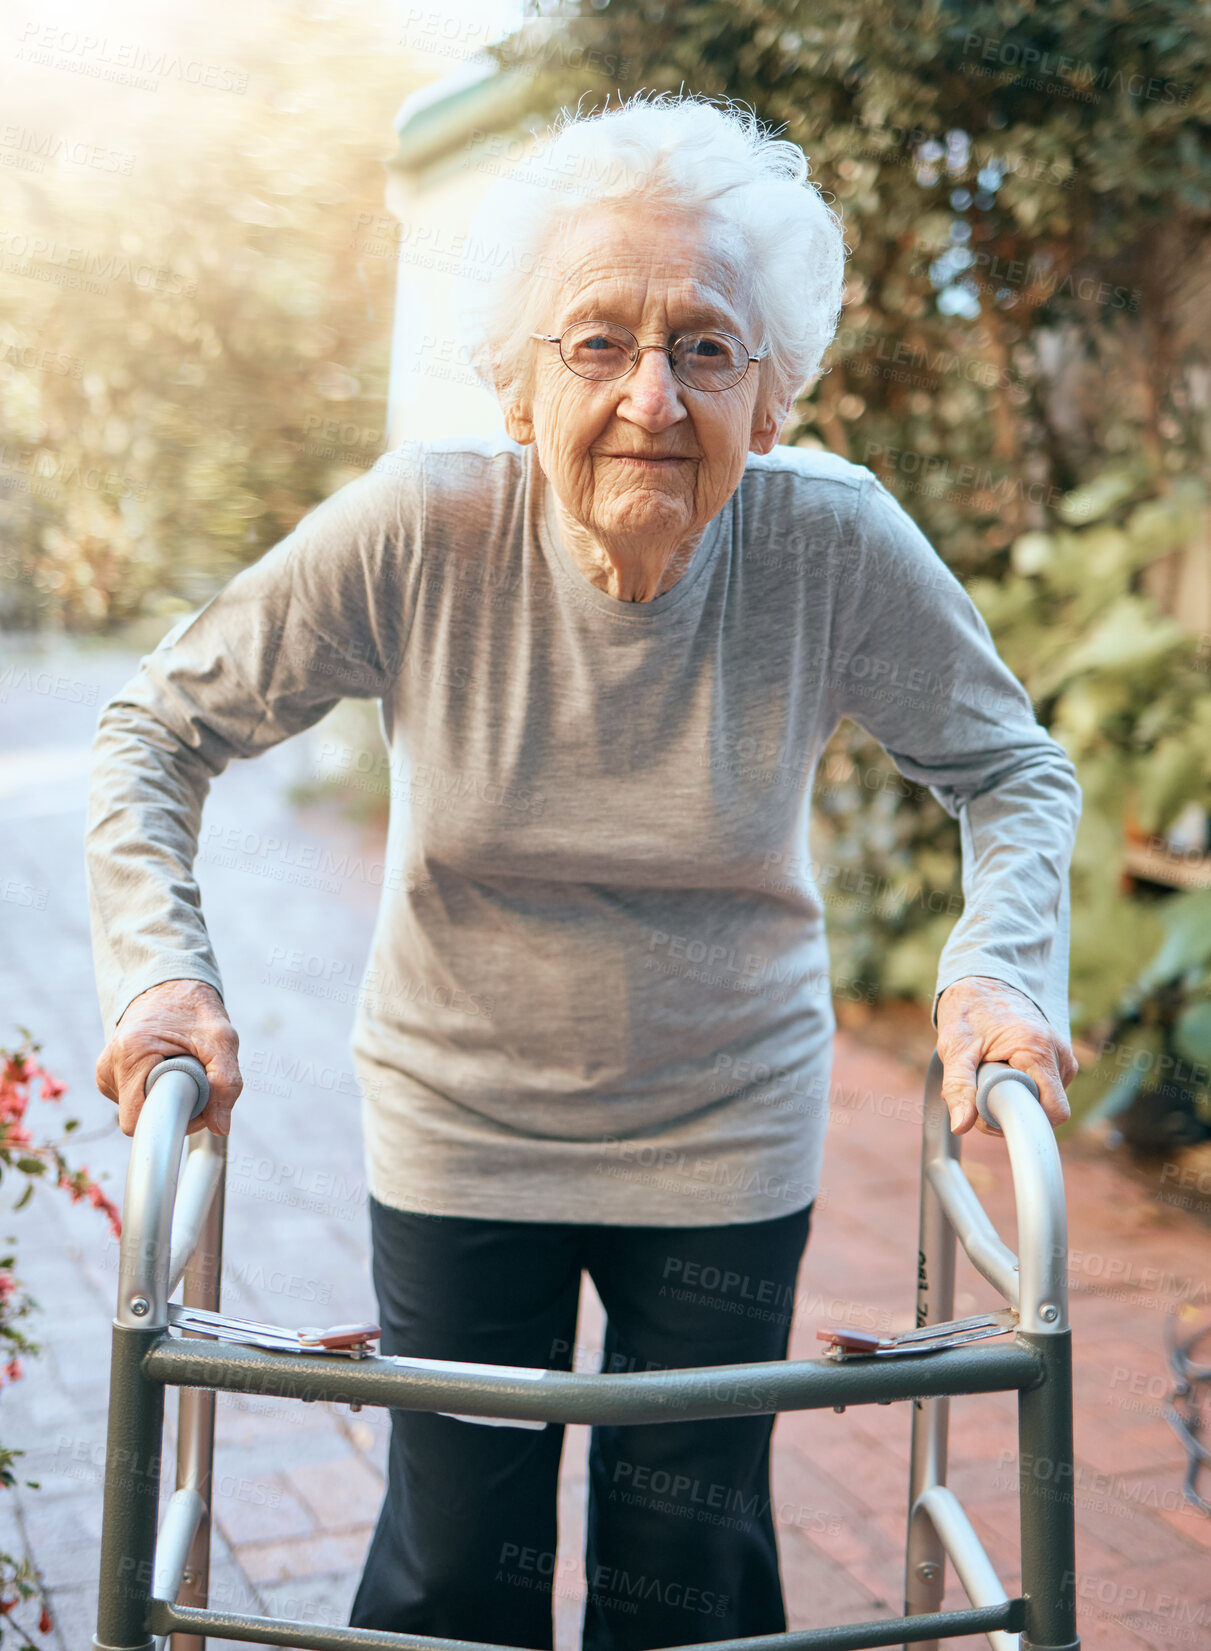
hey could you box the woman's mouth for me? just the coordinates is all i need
[600,454,691,467]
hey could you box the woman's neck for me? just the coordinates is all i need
[550,491,705,603]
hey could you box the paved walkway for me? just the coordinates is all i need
[1,636,1209,1650]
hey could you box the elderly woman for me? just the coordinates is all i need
[87,94,1080,1650]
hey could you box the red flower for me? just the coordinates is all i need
[38,1605,53,1634]
[2,1358,23,1384]
[86,1182,123,1237]
[39,1073,67,1101]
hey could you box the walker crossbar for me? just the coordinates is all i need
[144,1597,1025,1649]
[141,1335,1045,1419]
[94,1051,1079,1651]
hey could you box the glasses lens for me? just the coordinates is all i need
[561,322,637,380]
[673,333,747,390]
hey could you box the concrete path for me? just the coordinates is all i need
[1,636,1209,1650]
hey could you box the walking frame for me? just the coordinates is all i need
[93,1049,1080,1651]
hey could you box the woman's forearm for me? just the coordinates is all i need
[86,695,226,1043]
[930,744,1082,1042]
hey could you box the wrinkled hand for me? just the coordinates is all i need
[96,978,242,1138]
[935,976,1078,1137]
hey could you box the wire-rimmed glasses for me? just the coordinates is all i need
[531,320,768,392]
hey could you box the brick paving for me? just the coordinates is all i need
[1,635,1209,1649]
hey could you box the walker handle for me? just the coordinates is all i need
[145,1054,210,1121]
[974,1062,1040,1136]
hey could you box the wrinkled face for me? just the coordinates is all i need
[504,204,783,553]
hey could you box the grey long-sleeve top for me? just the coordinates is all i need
[85,438,1082,1226]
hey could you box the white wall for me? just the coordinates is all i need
[384,145,531,446]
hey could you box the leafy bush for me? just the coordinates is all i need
[0,1033,120,1644]
[1070,887,1211,1147]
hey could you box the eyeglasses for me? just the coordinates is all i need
[531,320,768,393]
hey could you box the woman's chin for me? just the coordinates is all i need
[598,494,692,543]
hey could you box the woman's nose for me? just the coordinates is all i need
[618,348,686,426]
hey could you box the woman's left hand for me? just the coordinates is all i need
[935,975,1079,1136]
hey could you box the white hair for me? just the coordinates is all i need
[454,90,849,412]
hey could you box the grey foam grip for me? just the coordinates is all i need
[974,1062,1040,1134]
[144,1054,210,1120]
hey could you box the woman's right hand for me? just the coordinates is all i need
[96,978,243,1138]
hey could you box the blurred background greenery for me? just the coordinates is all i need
[5,0,1211,1135]
[0,4,425,632]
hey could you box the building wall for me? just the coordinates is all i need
[385,134,541,446]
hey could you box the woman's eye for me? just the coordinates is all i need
[566,330,632,374]
[685,336,726,359]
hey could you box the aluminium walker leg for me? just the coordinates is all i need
[1017,1330,1080,1650]
[170,1136,226,1651]
[96,1056,210,1651]
[903,1052,957,1651]
[93,1326,164,1651]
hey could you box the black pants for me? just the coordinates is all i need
[349,1194,814,1651]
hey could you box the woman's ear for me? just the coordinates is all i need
[503,400,536,445]
[749,397,788,455]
